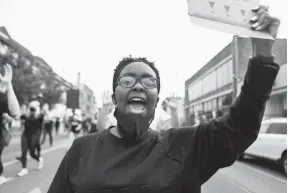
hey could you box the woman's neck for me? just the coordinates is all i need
[111,119,150,144]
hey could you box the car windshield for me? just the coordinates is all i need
[266,122,287,134]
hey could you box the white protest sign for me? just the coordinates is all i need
[187,0,274,39]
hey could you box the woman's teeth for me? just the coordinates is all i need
[130,98,144,103]
[128,98,146,113]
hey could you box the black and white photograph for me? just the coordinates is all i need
[0,0,287,192]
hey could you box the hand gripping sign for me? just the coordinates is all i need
[187,0,273,39]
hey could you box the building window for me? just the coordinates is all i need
[188,85,194,101]
[204,101,207,112]
[218,96,223,108]
[216,59,233,88]
[189,106,194,114]
[227,60,233,83]
[216,65,223,88]
[208,100,212,111]
[202,71,217,95]
[188,80,202,102]
[212,98,217,110]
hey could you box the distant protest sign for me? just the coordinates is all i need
[187,0,273,39]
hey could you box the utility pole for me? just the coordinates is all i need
[77,72,81,88]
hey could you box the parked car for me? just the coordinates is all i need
[238,118,287,174]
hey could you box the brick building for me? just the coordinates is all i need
[184,36,287,126]
[79,83,97,117]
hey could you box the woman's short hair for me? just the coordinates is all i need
[112,55,161,93]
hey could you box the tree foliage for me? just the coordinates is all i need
[12,58,64,106]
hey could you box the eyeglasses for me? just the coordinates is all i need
[117,76,158,89]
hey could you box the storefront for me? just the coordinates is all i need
[185,37,286,126]
[237,63,287,120]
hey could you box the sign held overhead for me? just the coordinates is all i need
[187,0,273,39]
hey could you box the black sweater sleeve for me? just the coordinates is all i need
[0,92,9,115]
[47,138,83,193]
[171,57,280,185]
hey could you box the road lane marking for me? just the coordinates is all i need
[27,187,42,193]
[3,137,71,159]
[216,175,256,193]
[236,162,287,184]
[3,143,71,167]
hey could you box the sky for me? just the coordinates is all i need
[0,0,287,107]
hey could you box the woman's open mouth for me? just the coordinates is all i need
[128,97,146,114]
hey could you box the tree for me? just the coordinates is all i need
[41,75,64,106]
[12,58,44,104]
[12,57,64,106]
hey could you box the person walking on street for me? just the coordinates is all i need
[54,117,60,135]
[90,114,99,134]
[81,117,91,135]
[17,103,44,177]
[69,110,82,138]
[41,103,54,146]
[48,6,281,193]
[0,64,21,186]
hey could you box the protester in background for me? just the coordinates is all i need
[49,7,281,193]
[17,103,44,177]
[0,64,21,185]
[63,111,71,136]
[0,113,12,185]
[150,100,172,131]
[41,103,54,146]
[90,113,99,134]
[69,110,82,138]
[82,117,92,135]
[54,117,60,135]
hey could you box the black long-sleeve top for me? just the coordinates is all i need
[0,92,9,139]
[48,57,280,193]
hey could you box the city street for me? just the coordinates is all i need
[0,134,286,193]
[0,133,73,193]
[203,156,287,193]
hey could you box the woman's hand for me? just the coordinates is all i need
[250,5,281,57]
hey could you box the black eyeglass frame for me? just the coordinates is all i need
[116,76,159,89]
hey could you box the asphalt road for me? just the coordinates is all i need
[202,155,287,193]
[0,133,73,193]
[0,136,286,193]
